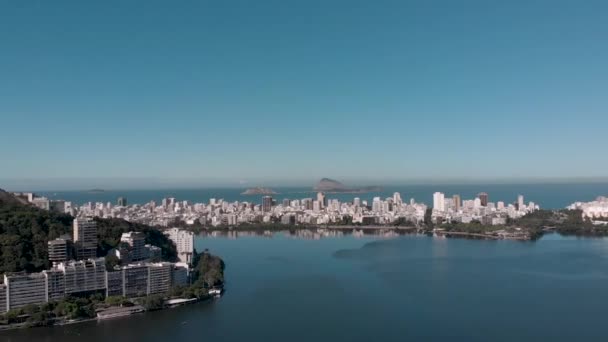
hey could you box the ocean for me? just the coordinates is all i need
[38,182,608,209]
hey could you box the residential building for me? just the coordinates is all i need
[73,217,97,259]
[262,196,273,212]
[172,263,190,287]
[433,192,445,212]
[123,264,149,297]
[148,263,172,295]
[4,273,47,311]
[478,192,489,207]
[106,271,124,297]
[117,197,128,207]
[120,232,146,262]
[164,228,194,264]
[43,269,66,301]
[48,237,71,263]
[57,258,105,295]
[0,284,6,314]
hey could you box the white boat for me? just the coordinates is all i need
[209,288,224,297]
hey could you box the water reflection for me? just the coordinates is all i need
[198,229,406,240]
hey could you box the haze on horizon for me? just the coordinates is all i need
[1,1,607,190]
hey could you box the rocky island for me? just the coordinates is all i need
[313,178,382,193]
[241,187,277,195]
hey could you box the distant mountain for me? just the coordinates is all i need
[241,187,278,195]
[86,188,105,193]
[313,178,383,193]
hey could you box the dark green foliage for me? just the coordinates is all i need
[0,202,72,273]
[424,208,433,228]
[0,191,177,274]
[0,296,97,326]
[191,250,225,288]
[94,217,177,262]
[140,294,165,311]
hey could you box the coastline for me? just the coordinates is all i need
[0,294,217,332]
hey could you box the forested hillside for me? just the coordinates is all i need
[0,189,176,274]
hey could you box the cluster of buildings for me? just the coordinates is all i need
[40,192,429,228]
[0,217,194,315]
[431,192,539,225]
[14,190,540,229]
[567,197,608,221]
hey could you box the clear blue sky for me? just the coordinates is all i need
[1,0,607,189]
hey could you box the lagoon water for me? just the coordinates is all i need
[4,232,608,342]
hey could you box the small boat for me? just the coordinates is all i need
[209,287,224,297]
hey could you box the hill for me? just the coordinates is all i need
[313,178,383,193]
[241,187,277,195]
[313,178,350,192]
[0,190,176,274]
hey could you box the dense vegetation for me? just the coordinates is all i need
[0,190,176,274]
[191,249,225,288]
[95,217,177,262]
[0,201,73,273]
[0,294,104,327]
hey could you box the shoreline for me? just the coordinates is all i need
[0,295,215,332]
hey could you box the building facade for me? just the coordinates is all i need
[4,273,47,312]
[73,217,97,259]
[164,228,194,265]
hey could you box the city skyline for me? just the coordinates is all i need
[2,1,608,184]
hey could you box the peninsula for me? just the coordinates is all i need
[0,190,225,330]
[241,187,277,195]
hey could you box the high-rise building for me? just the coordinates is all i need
[73,217,97,260]
[433,192,445,212]
[282,198,290,207]
[452,195,461,211]
[164,228,194,265]
[353,197,361,207]
[117,197,127,207]
[393,192,402,205]
[302,198,313,210]
[317,192,326,208]
[262,196,273,212]
[312,200,321,212]
[477,193,489,207]
[372,197,382,213]
[120,232,147,262]
[48,237,71,263]
[517,195,525,210]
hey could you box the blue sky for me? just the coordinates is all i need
[1,0,607,189]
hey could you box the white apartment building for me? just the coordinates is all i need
[433,192,445,212]
[4,273,47,312]
[164,228,194,265]
[148,263,172,295]
[57,258,106,295]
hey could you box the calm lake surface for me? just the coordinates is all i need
[4,232,608,342]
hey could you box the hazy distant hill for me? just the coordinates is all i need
[241,187,278,195]
[313,178,382,193]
